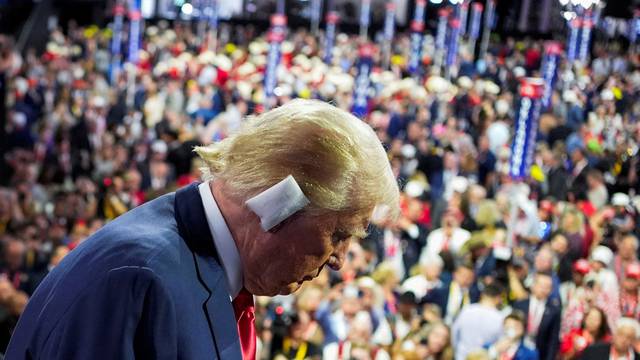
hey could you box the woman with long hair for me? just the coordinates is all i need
[559,307,611,359]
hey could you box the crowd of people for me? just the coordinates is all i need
[1,13,640,360]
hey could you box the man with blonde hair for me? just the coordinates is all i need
[6,99,399,360]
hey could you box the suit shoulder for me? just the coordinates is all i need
[71,192,182,268]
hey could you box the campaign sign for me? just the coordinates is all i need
[509,78,544,180]
[352,44,374,118]
[540,41,562,109]
[324,11,339,64]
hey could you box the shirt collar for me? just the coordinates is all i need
[198,181,243,299]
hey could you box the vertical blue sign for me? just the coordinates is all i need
[408,0,427,75]
[579,9,593,62]
[110,2,125,83]
[360,0,371,37]
[209,0,219,31]
[324,11,339,64]
[352,44,374,118]
[469,3,483,40]
[509,78,544,180]
[264,14,287,106]
[567,17,580,62]
[446,8,461,67]
[540,41,561,109]
[127,0,142,64]
[459,2,469,36]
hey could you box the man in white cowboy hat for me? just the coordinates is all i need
[7,100,399,360]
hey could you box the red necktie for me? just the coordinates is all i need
[232,288,256,360]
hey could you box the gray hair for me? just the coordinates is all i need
[616,317,640,339]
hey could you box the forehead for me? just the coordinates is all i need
[617,326,637,337]
[505,318,523,327]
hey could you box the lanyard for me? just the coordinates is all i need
[283,337,308,360]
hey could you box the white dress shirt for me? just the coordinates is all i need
[528,297,546,336]
[452,303,504,360]
[419,227,471,262]
[198,181,243,300]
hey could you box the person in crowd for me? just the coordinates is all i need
[513,272,562,360]
[401,254,445,300]
[322,311,391,360]
[423,263,479,325]
[451,283,505,360]
[559,307,610,360]
[587,245,620,296]
[619,263,640,320]
[419,208,471,263]
[613,235,640,281]
[559,259,592,337]
[487,311,538,360]
[579,317,640,360]
[0,14,639,360]
[270,312,322,360]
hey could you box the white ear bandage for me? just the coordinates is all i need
[245,175,311,231]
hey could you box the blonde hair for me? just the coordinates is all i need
[195,99,399,222]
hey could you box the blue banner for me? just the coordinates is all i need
[459,2,469,36]
[408,0,426,75]
[311,0,322,31]
[208,0,219,31]
[469,3,482,40]
[351,45,373,118]
[485,0,495,30]
[408,33,423,74]
[352,45,374,118]
[579,9,593,62]
[324,11,339,64]
[110,2,125,83]
[264,14,287,105]
[567,17,580,63]
[540,42,561,109]
[360,0,371,33]
[509,79,543,180]
[630,11,640,43]
[435,9,448,52]
[446,8,462,67]
[383,2,396,43]
[127,0,142,64]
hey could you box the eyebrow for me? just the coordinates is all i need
[338,226,368,240]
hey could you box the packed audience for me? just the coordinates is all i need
[1,16,640,360]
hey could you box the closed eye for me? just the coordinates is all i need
[332,231,351,243]
[332,228,368,243]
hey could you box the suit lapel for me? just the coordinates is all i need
[175,183,242,360]
[539,298,558,331]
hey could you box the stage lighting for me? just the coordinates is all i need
[181,2,193,15]
[562,11,576,20]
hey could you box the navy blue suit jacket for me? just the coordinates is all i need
[421,282,480,316]
[6,184,243,359]
[513,297,561,360]
[514,343,539,360]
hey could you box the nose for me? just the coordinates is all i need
[327,240,350,271]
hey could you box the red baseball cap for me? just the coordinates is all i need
[626,263,640,280]
[573,259,591,275]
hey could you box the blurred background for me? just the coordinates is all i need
[1,0,640,359]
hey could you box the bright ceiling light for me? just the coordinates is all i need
[181,3,193,15]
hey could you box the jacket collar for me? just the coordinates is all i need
[174,183,242,360]
[174,182,218,259]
